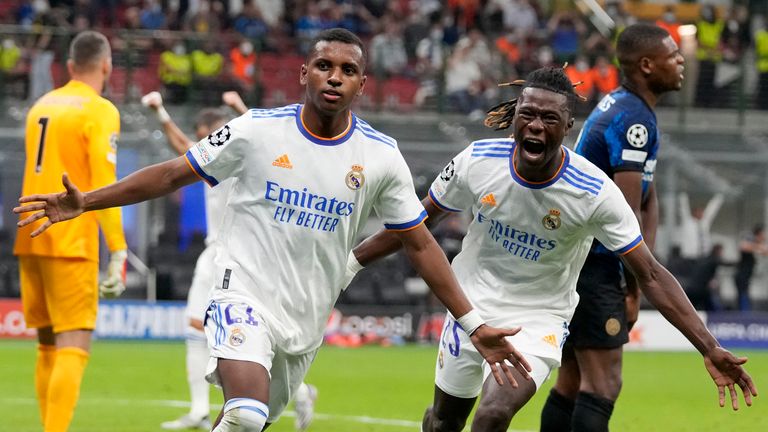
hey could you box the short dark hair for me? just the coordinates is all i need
[306,28,367,67]
[195,108,228,130]
[616,23,671,70]
[69,31,110,72]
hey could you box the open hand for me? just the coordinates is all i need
[14,174,85,237]
[703,346,758,410]
[470,324,532,387]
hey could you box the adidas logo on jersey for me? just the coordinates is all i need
[480,193,497,206]
[272,154,293,169]
[542,334,557,348]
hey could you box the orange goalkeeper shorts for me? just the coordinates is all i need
[19,255,99,333]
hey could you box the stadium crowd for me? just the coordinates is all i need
[1,1,768,112]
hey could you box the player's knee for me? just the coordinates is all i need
[474,401,514,432]
[215,399,269,432]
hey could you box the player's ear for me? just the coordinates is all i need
[357,74,366,96]
[639,56,653,76]
[300,64,308,85]
[567,117,575,130]
[66,58,75,77]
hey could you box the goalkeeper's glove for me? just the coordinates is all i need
[99,249,128,298]
[342,250,364,290]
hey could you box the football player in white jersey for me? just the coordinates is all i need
[351,67,757,432]
[144,90,319,431]
[14,28,530,432]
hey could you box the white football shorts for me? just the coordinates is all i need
[434,313,563,398]
[204,300,317,422]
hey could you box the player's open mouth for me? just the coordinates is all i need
[521,139,546,158]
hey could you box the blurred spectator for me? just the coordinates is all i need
[369,15,408,78]
[718,5,751,105]
[16,0,39,27]
[159,40,193,103]
[413,13,448,107]
[677,192,724,262]
[655,6,681,47]
[757,17,768,109]
[583,31,614,60]
[547,10,586,64]
[444,40,485,118]
[565,55,594,107]
[184,0,224,34]
[686,244,725,312]
[191,40,225,103]
[734,224,768,311]
[402,7,430,61]
[495,32,522,68]
[695,4,724,108]
[486,0,539,39]
[295,1,338,54]
[96,0,118,27]
[447,0,480,32]
[229,39,258,101]
[253,0,285,28]
[28,31,53,102]
[591,55,619,99]
[233,0,268,44]
[0,37,27,99]
[139,0,166,30]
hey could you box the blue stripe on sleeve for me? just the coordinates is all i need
[185,151,219,186]
[562,172,599,195]
[384,209,428,230]
[429,189,461,212]
[615,235,643,255]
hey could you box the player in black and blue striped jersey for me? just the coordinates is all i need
[542,23,686,432]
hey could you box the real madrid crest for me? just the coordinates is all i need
[345,164,365,190]
[542,208,562,230]
[229,327,245,346]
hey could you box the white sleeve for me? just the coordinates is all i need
[427,146,473,212]
[185,113,251,186]
[373,150,427,231]
[589,180,644,255]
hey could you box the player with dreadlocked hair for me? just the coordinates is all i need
[484,66,586,132]
[348,61,755,432]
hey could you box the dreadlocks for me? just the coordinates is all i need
[484,67,584,130]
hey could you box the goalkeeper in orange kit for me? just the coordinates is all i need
[13,30,127,432]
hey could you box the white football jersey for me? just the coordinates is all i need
[429,138,642,329]
[203,178,234,245]
[186,104,426,354]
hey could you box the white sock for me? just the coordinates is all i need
[187,330,210,419]
[213,398,269,432]
[294,382,310,403]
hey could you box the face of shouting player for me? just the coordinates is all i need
[301,41,366,118]
[512,87,574,182]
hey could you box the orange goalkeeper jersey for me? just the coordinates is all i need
[14,80,127,260]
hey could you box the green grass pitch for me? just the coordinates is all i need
[0,340,765,431]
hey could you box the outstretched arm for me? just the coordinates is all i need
[15,157,199,237]
[393,223,531,387]
[621,243,758,409]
